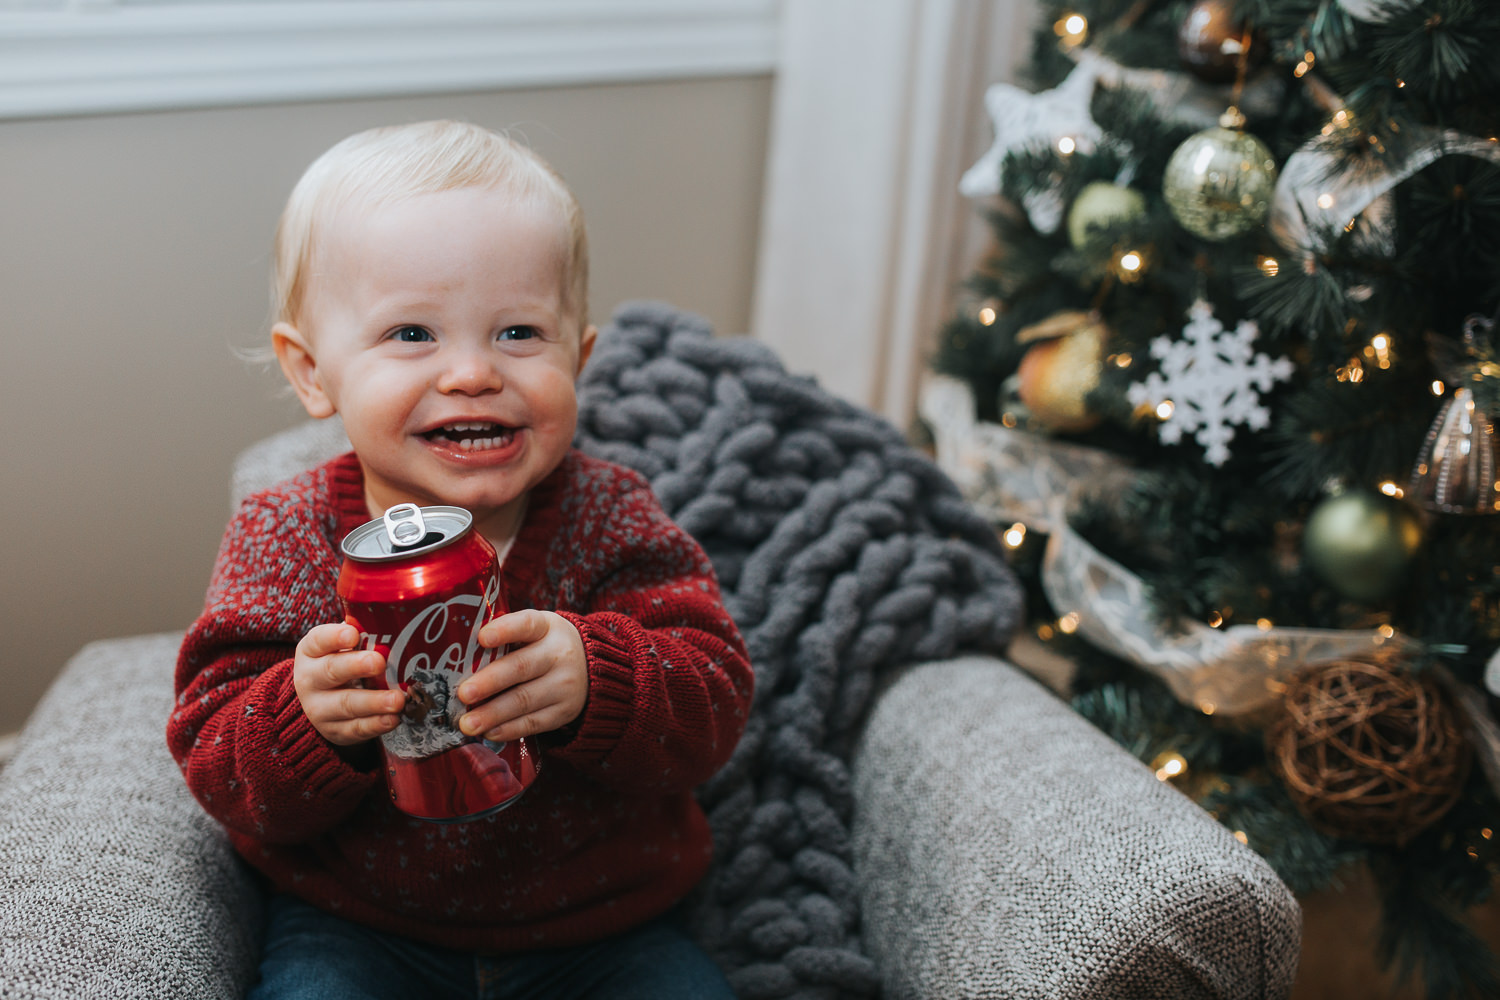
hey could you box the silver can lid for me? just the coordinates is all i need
[341,504,474,562]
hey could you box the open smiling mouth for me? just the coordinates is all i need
[422,422,517,452]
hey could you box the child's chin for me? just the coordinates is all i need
[430,484,525,516]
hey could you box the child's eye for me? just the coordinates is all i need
[498,326,539,341]
[391,325,433,343]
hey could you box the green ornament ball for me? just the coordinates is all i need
[1303,491,1425,603]
[1066,181,1147,249]
[1162,125,1277,241]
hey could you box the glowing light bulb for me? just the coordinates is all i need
[1155,400,1175,420]
[1053,13,1088,45]
[1057,136,1076,155]
[1152,752,1187,781]
[1003,523,1026,547]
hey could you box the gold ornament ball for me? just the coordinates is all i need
[1016,315,1105,433]
[1162,126,1278,241]
[1302,490,1424,602]
[1066,182,1147,249]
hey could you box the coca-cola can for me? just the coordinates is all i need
[337,503,539,823]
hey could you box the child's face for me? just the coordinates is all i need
[273,187,596,530]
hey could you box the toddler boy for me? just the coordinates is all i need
[169,120,753,999]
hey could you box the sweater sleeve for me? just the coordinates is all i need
[548,470,753,793]
[168,488,379,844]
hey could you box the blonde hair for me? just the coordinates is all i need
[272,119,589,329]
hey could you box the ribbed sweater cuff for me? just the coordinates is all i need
[261,662,379,803]
[558,613,635,760]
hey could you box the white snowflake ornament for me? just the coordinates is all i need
[1127,300,1294,466]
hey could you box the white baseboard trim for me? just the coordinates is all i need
[0,0,781,120]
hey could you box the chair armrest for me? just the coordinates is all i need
[851,655,1301,1000]
[0,634,262,1000]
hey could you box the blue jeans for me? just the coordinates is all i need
[248,894,735,1000]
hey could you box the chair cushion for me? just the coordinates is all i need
[0,634,263,1000]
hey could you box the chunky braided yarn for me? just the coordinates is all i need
[576,303,1024,998]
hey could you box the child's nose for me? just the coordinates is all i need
[436,349,502,396]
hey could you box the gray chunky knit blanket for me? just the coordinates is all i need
[576,303,1024,998]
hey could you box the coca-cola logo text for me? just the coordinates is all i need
[355,572,501,689]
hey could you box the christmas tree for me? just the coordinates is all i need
[930,1,1500,996]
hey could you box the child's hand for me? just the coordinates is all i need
[292,623,406,747]
[455,610,589,742]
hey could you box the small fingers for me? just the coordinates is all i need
[304,687,404,746]
[335,686,406,722]
[348,709,403,743]
[458,670,586,742]
[459,686,565,742]
[324,648,387,688]
[299,622,359,658]
[478,608,550,649]
[294,624,386,692]
[455,654,538,708]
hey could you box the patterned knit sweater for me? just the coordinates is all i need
[168,450,753,952]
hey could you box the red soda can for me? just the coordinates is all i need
[337,503,540,822]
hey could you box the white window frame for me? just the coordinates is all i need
[0,0,781,120]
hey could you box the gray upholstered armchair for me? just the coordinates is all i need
[0,305,1299,999]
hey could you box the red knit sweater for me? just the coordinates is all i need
[169,450,752,951]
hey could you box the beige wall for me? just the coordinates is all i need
[0,77,771,734]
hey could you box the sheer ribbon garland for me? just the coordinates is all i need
[925,374,1414,718]
[1271,127,1500,264]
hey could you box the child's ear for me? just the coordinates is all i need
[575,324,598,376]
[271,322,336,419]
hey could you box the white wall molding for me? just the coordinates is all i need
[0,0,780,120]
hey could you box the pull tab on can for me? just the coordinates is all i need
[383,503,428,551]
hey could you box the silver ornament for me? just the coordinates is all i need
[1163,119,1278,241]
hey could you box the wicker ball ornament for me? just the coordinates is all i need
[1267,657,1471,845]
